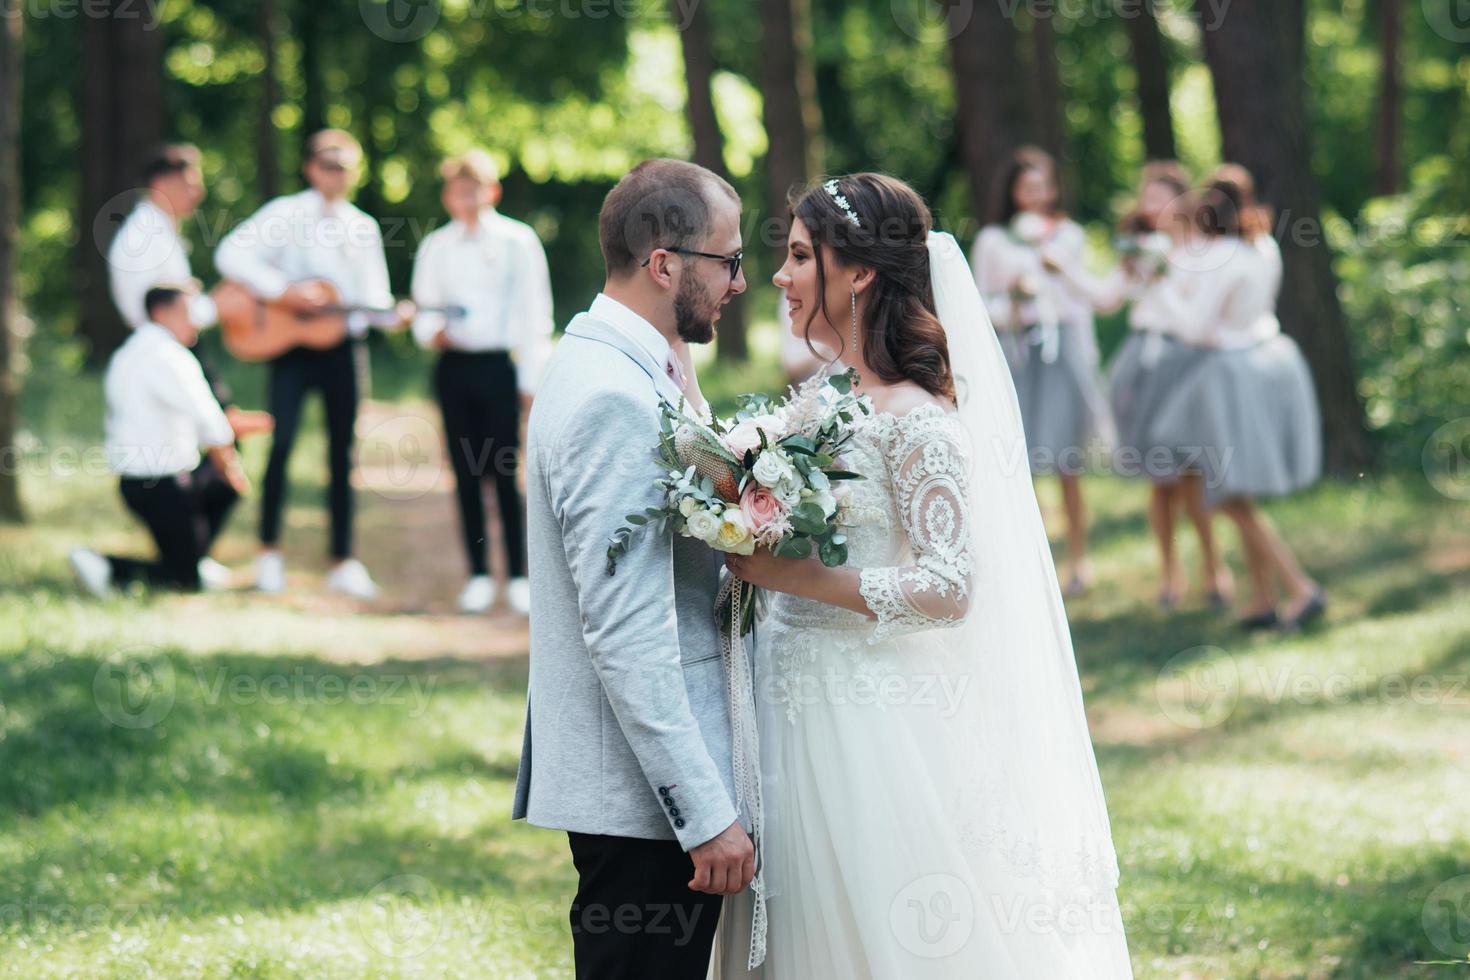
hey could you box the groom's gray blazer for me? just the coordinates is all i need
[512,307,740,850]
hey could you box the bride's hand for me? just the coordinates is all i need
[725,549,811,595]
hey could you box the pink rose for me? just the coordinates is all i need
[740,482,788,533]
[721,414,787,459]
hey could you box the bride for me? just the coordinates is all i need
[713,174,1133,978]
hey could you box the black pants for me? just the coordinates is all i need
[566,833,723,980]
[107,459,239,591]
[260,341,360,559]
[435,350,526,578]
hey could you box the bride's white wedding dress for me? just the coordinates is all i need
[714,235,1132,979]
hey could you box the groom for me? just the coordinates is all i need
[513,158,752,978]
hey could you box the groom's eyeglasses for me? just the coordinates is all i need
[642,248,743,283]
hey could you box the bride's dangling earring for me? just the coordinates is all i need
[850,287,859,356]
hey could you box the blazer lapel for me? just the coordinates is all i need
[565,314,686,406]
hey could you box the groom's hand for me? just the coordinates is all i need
[688,820,754,895]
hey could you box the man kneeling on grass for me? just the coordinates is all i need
[70,286,270,596]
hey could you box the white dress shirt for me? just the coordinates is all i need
[108,198,219,330]
[586,292,688,391]
[104,323,235,478]
[214,189,394,336]
[409,209,555,395]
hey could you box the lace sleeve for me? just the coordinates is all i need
[858,408,973,642]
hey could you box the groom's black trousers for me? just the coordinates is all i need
[566,832,723,979]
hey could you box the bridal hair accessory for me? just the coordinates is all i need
[824,178,862,228]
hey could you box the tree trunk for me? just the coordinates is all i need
[0,0,24,522]
[674,0,748,360]
[1029,13,1066,165]
[77,1,164,366]
[258,0,280,201]
[947,1,1029,223]
[759,0,824,264]
[1123,0,1177,161]
[1374,0,1402,196]
[299,0,325,142]
[1197,0,1371,473]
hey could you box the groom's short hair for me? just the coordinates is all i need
[599,159,738,278]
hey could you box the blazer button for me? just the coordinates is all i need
[658,786,669,795]
[669,807,679,816]
[664,796,676,808]
[674,818,686,829]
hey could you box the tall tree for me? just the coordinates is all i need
[947,2,1029,222]
[1197,0,1371,472]
[1123,1,1177,161]
[258,0,281,201]
[1029,13,1067,166]
[0,0,24,522]
[674,0,748,359]
[1374,0,1403,196]
[77,2,164,366]
[759,0,824,264]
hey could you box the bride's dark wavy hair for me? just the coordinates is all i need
[789,173,956,403]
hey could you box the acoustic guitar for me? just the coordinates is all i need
[214,279,463,362]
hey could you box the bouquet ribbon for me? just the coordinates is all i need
[716,573,767,969]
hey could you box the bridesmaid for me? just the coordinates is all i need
[971,147,1114,594]
[1144,165,1326,630]
[1053,161,1233,609]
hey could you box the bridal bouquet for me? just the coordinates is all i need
[606,369,872,632]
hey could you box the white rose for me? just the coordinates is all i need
[685,508,722,544]
[810,489,838,518]
[714,509,756,556]
[678,496,700,518]
[774,471,805,507]
[751,449,795,489]
[723,414,787,458]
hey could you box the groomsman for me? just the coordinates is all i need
[411,150,553,614]
[105,144,273,588]
[216,129,400,601]
[70,287,250,596]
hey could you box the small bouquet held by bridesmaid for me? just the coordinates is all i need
[606,369,872,634]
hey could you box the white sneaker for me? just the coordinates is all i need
[325,558,379,601]
[255,551,286,594]
[69,547,113,598]
[197,557,231,591]
[507,576,531,615]
[456,575,496,614]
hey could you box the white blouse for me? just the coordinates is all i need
[1133,234,1283,349]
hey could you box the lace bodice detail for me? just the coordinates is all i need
[767,403,973,643]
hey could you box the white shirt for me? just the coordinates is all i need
[409,209,555,395]
[214,189,394,335]
[107,198,219,330]
[587,292,685,389]
[1132,235,1283,348]
[104,323,235,478]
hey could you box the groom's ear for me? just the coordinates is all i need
[644,248,676,290]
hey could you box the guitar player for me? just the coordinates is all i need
[215,128,411,601]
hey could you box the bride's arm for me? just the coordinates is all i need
[724,413,974,640]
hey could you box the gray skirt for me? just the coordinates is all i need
[1001,321,1113,476]
[1147,334,1323,507]
[1108,331,1212,483]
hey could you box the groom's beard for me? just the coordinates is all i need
[674,276,717,344]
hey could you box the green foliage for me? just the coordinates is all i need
[1334,158,1470,466]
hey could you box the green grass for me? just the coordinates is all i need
[3,358,1469,977]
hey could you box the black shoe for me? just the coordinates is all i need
[1238,609,1279,631]
[1207,590,1231,612]
[1280,592,1327,633]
